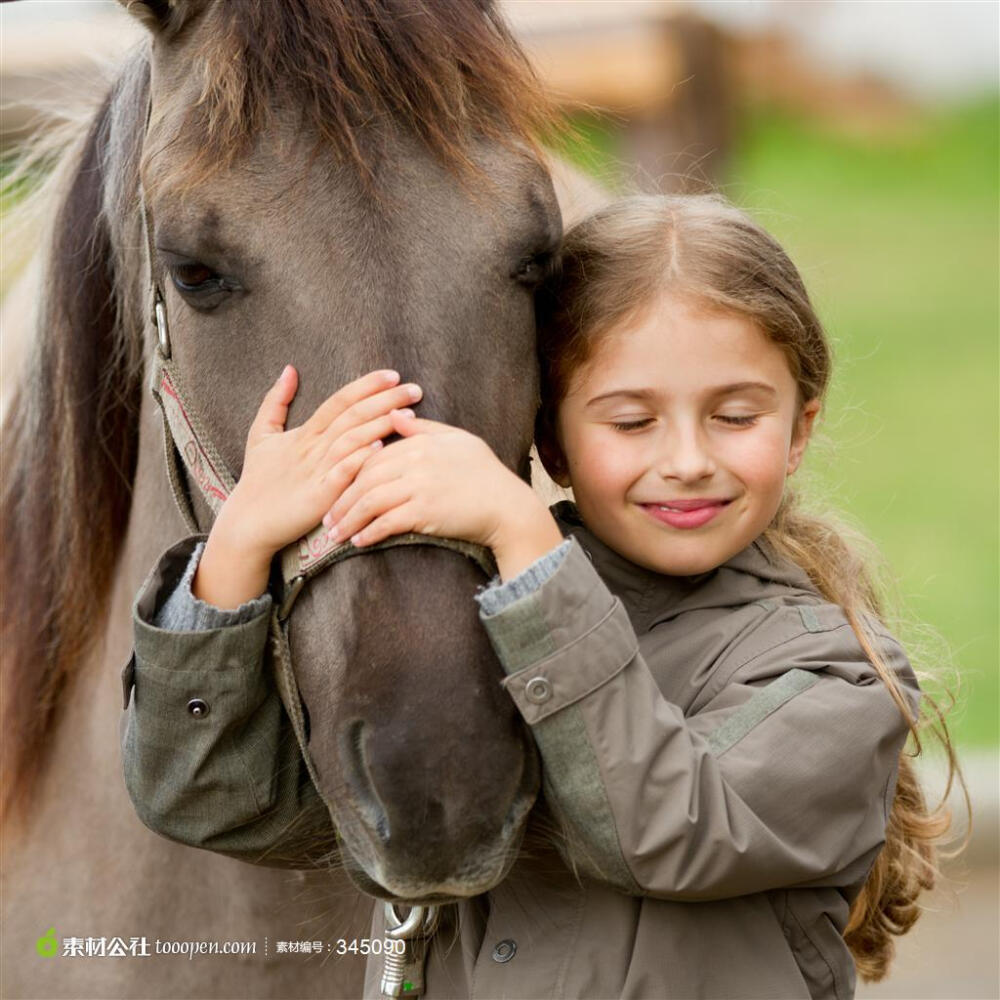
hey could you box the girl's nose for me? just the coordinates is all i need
[655,425,716,483]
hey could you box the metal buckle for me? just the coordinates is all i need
[154,291,170,358]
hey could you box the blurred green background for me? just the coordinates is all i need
[563,97,999,748]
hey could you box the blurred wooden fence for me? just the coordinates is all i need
[1,1,734,188]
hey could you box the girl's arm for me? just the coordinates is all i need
[474,539,918,900]
[324,410,565,576]
[122,367,424,865]
[123,534,330,866]
[331,414,919,900]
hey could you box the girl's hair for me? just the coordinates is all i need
[535,193,962,982]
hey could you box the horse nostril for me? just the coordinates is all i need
[342,719,392,844]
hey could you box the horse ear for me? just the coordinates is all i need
[116,0,208,34]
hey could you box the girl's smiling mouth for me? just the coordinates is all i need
[639,499,733,530]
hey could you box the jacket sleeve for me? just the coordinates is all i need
[478,538,917,901]
[121,535,337,869]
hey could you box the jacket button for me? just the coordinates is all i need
[187,698,210,718]
[491,939,516,963]
[524,677,551,704]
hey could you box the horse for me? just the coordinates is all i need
[0,2,602,996]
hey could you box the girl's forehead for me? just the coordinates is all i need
[568,297,797,400]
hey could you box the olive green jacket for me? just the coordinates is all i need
[122,503,917,999]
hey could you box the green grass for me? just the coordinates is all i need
[563,98,999,747]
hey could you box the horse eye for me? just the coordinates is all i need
[513,251,555,288]
[170,262,218,292]
[166,259,241,311]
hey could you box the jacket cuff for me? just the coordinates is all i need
[478,538,638,724]
[153,539,272,632]
[474,538,572,616]
[131,535,272,683]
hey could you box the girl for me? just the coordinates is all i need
[123,194,953,999]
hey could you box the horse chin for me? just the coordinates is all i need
[338,816,530,906]
[333,741,539,905]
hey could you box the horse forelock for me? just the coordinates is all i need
[161,0,552,188]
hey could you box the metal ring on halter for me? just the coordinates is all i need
[383,902,438,940]
[154,291,170,358]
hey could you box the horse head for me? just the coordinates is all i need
[4,0,563,905]
[135,0,566,903]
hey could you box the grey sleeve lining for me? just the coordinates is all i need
[153,540,272,631]
[474,538,573,617]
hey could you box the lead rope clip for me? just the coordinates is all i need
[380,903,439,998]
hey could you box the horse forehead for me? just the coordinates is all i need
[143,41,555,216]
[142,27,557,252]
[142,148,548,282]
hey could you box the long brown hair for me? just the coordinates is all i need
[534,193,964,982]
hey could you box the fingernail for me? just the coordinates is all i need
[381,370,400,382]
[322,513,331,528]
[279,364,293,381]
[370,440,383,450]
[406,384,422,400]
[392,408,415,419]
[351,532,364,546]
[327,524,340,541]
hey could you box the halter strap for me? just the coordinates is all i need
[147,338,497,620]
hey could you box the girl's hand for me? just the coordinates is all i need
[325,410,564,580]
[193,366,422,608]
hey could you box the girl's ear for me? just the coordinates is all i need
[787,399,821,476]
[536,439,572,488]
[534,407,572,488]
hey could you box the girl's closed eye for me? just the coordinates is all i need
[714,413,760,427]
[611,417,655,432]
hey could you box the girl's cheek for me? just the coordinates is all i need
[729,433,795,491]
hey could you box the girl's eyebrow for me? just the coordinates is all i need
[585,388,657,407]
[710,381,778,399]
[585,381,778,407]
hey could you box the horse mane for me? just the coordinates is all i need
[168,0,551,188]
[0,52,150,826]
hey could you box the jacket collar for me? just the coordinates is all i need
[550,500,818,632]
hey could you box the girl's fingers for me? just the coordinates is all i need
[247,365,298,446]
[347,502,421,548]
[324,446,411,526]
[388,410,453,436]
[304,370,411,436]
[319,439,384,500]
[389,410,460,434]
[326,480,413,543]
[320,409,414,467]
[321,382,420,443]
[324,451,405,528]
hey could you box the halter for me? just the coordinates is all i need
[138,147,492,995]
[140,193,495,735]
